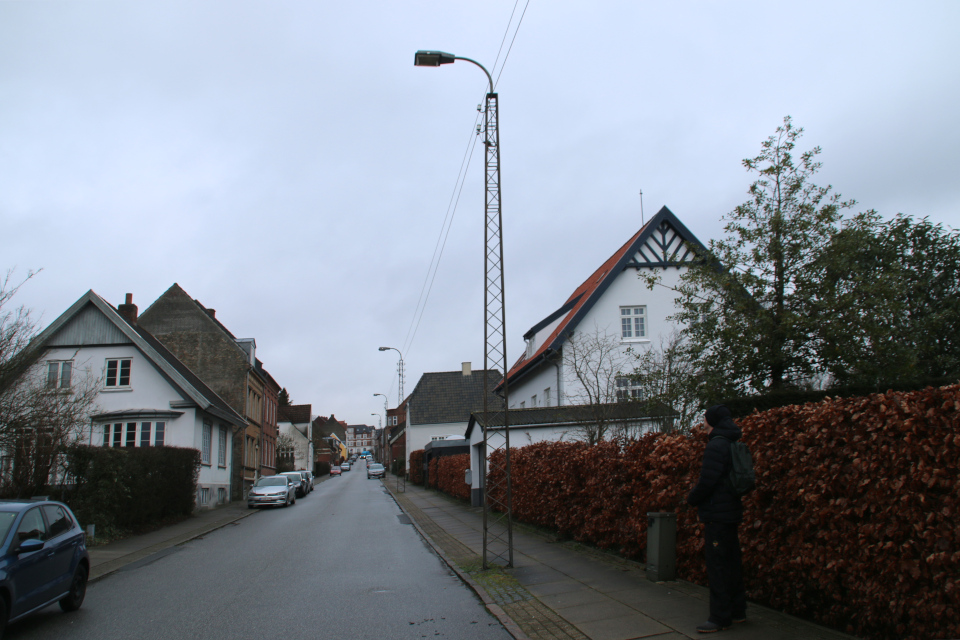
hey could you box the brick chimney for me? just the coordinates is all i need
[118,293,138,325]
[205,308,216,319]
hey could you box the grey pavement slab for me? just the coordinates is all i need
[385,477,861,640]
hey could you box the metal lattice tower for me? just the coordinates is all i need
[480,91,513,569]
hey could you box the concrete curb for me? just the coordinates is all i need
[382,479,533,640]
[89,508,259,583]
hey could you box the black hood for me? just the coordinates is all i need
[709,416,742,442]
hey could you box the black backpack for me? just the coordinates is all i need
[720,437,756,496]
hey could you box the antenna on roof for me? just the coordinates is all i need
[639,189,645,226]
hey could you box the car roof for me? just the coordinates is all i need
[0,500,64,512]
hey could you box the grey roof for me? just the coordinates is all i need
[408,369,502,425]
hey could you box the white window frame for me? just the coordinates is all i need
[201,420,212,465]
[104,358,132,389]
[46,360,73,389]
[218,426,227,467]
[615,375,643,402]
[620,306,647,341]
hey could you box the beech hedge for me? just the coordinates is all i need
[409,449,425,485]
[434,454,470,501]
[478,385,959,640]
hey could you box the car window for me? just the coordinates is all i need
[256,477,286,487]
[17,507,48,542]
[0,511,17,544]
[41,505,73,538]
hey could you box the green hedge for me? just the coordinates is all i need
[58,444,200,533]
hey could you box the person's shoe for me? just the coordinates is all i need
[732,615,747,624]
[696,621,729,633]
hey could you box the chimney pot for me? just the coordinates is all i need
[118,294,138,325]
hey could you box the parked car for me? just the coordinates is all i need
[340,462,351,472]
[281,471,307,498]
[0,500,90,633]
[247,475,296,509]
[297,471,313,492]
[329,466,341,477]
[367,463,385,479]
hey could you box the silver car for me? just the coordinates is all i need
[247,475,297,509]
[367,463,385,479]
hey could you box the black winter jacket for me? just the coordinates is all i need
[686,418,744,524]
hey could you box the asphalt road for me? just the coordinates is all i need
[5,461,512,640]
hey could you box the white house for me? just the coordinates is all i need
[22,290,246,509]
[502,206,706,409]
[403,364,501,474]
[276,404,313,471]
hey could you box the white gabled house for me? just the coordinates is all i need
[502,206,707,410]
[22,290,247,509]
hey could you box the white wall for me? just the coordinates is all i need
[510,266,688,409]
[405,420,467,472]
[467,423,573,497]
[42,344,233,507]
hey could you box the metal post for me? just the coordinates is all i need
[480,90,512,569]
[413,50,512,568]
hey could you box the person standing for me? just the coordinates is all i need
[687,404,747,633]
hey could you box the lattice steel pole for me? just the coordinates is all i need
[413,51,513,568]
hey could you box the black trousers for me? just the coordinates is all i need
[703,521,746,626]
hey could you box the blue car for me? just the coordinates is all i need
[0,500,90,634]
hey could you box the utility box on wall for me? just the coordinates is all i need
[646,512,676,582]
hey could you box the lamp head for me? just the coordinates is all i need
[378,346,389,351]
[414,50,456,67]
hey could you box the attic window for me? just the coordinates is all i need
[525,338,535,359]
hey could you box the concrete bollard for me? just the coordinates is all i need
[646,512,676,582]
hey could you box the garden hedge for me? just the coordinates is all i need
[477,385,959,640]
[409,449,424,485]
[59,444,200,534]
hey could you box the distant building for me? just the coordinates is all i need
[345,424,375,456]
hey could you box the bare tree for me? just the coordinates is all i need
[275,432,301,473]
[561,327,635,444]
[0,270,100,497]
[628,331,704,434]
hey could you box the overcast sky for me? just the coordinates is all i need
[2,1,958,426]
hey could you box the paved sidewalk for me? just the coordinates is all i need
[383,476,858,640]
[87,499,258,581]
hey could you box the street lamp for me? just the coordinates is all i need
[414,50,513,569]
[378,346,405,406]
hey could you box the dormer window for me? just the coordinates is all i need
[525,338,535,359]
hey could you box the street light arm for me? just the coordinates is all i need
[453,56,494,95]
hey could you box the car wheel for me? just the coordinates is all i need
[59,565,88,612]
